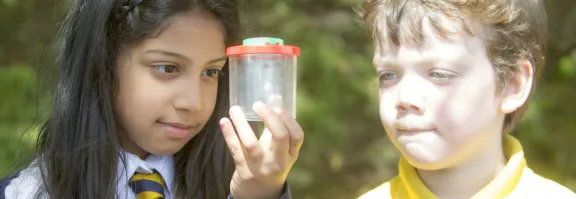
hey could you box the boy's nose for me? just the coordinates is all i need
[395,81,425,114]
[396,101,424,114]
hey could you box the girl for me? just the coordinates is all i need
[0,0,303,199]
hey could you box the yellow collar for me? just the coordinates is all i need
[398,135,526,199]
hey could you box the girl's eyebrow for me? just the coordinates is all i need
[144,50,226,66]
[145,49,190,62]
[205,56,227,65]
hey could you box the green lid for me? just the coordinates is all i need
[242,37,284,46]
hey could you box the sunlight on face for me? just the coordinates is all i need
[114,11,227,157]
[374,16,506,170]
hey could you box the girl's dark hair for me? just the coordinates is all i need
[36,0,241,198]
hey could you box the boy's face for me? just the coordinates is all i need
[374,17,508,170]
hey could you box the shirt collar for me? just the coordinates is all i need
[398,135,526,199]
[117,151,174,195]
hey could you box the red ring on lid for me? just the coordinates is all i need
[226,45,300,56]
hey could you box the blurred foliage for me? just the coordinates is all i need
[0,0,65,66]
[0,66,41,175]
[0,0,575,199]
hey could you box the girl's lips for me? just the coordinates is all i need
[158,122,197,139]
[161,122,194,129]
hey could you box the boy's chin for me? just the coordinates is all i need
[404,157,451,171]
[392,138,454,171]
[399,149,453,171]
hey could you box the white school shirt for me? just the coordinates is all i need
[117,151,174,199]
[4,151,175,199]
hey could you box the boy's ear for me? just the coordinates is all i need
[500,58,534,114]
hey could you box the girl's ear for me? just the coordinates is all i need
[499,58,534,114]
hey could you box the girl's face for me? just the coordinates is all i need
[114,11,227,158]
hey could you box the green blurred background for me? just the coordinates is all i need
[1,0,575,198]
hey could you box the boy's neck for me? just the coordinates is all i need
[417,135,507,199]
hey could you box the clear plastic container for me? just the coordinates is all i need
[226,37,300,121]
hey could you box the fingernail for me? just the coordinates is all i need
[268,94,283,107]
[219,119,227,128]
[253,101,266,110]
[230,106,243,116]
[273,107,283,114]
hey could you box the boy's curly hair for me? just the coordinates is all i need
[360,0,548,133]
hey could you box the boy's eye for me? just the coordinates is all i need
[202,68,223,78]
[429,70,456,81]
[379,71,398,81]
[153,64,179,73]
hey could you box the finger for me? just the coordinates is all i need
[267,94,283,110]
[219,118,246,165]
[253,101,290,152]
[278,110,304,159]
[229,106,263,159]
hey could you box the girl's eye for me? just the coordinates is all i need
[429,70,456,81]
[202,68,223,79]
[379,71,398,81]
[153,65,180,74]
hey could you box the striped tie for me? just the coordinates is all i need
[129,170,166,199]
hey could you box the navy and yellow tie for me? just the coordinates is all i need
[129,171,166,199]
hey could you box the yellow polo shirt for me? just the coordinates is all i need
[358,135,576,199]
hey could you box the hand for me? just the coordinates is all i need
[220,101,304,199]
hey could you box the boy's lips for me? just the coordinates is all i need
[397,128,435,134]
[395,124,435,134]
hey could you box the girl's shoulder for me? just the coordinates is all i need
[1,159,46,199]
[1,172,19,199]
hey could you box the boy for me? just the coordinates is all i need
[357,0,576,198]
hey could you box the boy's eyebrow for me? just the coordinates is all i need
[375,53,456,68]
[144,49,190,62]
[374,56,400,68]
